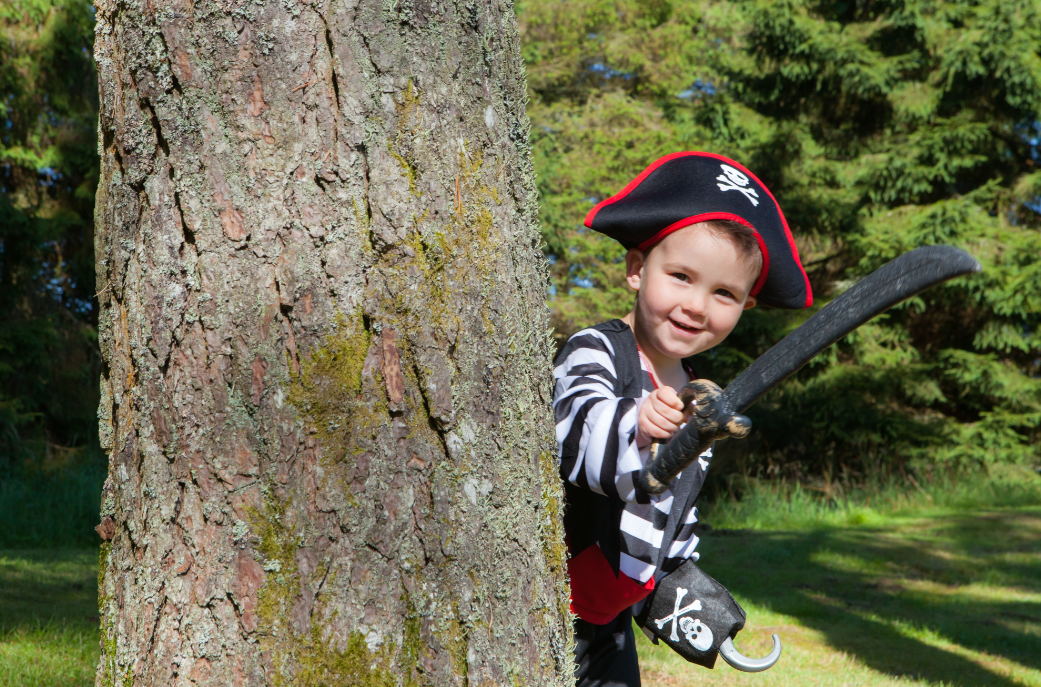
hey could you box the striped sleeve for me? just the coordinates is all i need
[553,328,646,503]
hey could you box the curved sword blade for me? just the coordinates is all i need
[724,245,981,413]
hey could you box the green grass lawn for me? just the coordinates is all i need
[0,550,100,687]
[640,506,1041,687]
[1,479,1038,686]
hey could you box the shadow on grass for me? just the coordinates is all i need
[0,462,106,548]
[697,508,1041,687]
[0,549,100,630]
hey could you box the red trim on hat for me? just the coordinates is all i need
[633,212,771,297]
[693,153,812,307]
[584,151,812,308]
[750,230,770,297]
[583,151,696,229]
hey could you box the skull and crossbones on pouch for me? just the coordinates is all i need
[654,587,714,651]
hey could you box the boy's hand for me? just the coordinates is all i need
[637,387,693,447]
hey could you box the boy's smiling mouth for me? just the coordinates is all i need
[668,318,703,334]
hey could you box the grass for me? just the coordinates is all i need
[0,461,105,548]
[639,466,1041,686]
[707,463,1041,532]
[0,549,100,687]
[0,467,1038,687]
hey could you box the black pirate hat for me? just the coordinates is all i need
[584,152,812,309]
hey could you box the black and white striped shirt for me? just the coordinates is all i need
[555,325,711,584]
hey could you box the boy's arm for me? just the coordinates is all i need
[554,330,649,504]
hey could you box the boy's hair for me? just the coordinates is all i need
[646,219,764,277]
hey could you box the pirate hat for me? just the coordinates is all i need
[584,152,812,309]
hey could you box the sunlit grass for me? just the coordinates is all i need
[639,467,1041,687]
[0,550,99,687]
[639,618,947,687]
[0,622,98,687]
[707,464,1041,531]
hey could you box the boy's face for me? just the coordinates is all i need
[626,225,759,361]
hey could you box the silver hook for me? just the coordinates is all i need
[719,634,782,672]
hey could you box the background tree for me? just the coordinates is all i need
[518,0,1041,487]
[0,0,99,471]
[0,0,102,548]
[93,0,570,684]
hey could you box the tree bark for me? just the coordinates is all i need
[92,0,571,684]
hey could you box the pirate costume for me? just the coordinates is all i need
[554,152,811,686]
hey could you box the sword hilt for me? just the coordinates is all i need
[640,380,751,495]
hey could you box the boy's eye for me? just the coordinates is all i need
[671,273,690,283]
[715,288,736,300]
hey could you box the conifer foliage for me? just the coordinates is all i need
[519,0,1041,476]
[0,0,99,469]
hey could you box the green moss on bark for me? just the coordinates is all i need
[381,145,501,339]
[287,312,383,460]
[293,630,398,687]
[435,599,469,679]
[537,451,567,575]
[390,80,422,197]
[538,450,572,626]
[262,313,409,684]
[251,488,406,687]
[97,541,129,687]
[250,492,299,648]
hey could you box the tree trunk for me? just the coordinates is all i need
[92,0,571,684]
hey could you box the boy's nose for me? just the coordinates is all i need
[682,290,709,319]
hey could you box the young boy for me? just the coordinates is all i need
[554,152,812,687]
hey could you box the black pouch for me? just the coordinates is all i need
[634,558,747,669]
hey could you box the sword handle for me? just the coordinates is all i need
[640,381,751,495]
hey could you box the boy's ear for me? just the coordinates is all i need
[625,249,646,291]
[743,296,757,310]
